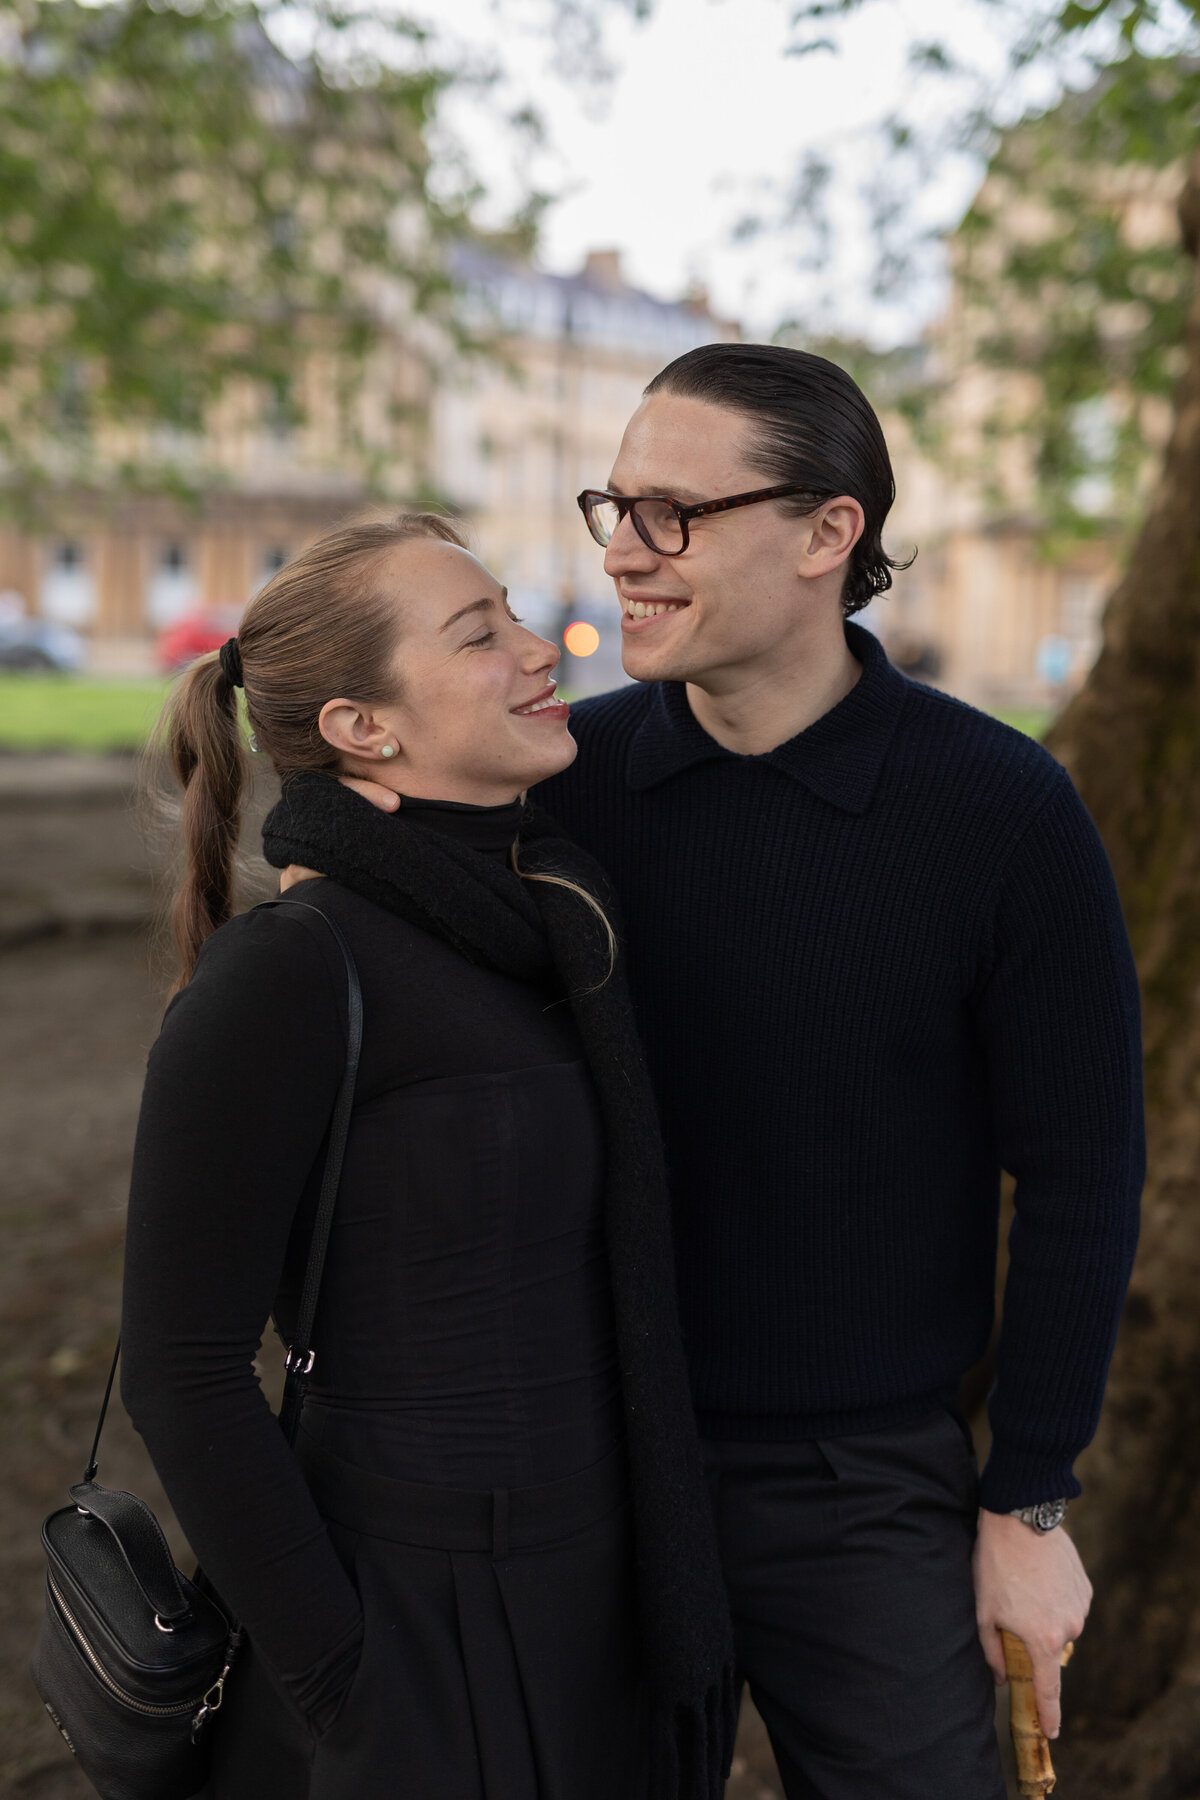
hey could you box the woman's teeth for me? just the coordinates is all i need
[516,693,561,714]
[624,600,684,618]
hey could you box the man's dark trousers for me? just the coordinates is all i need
[705,1410,1006,1800]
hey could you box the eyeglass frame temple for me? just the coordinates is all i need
[576,484,830,555]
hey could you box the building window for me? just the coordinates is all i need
[147,542,198,628]
[1060,573,1104,671]
[252,546,289,594]
[41,542,97,626]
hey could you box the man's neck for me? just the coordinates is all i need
[685,627,862,756]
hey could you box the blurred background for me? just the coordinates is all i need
[2,1,1199,1795]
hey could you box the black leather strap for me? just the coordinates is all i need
[66,896,363,1658]
[83,896,362,1464]
[68,1480,192,1624]
[253,898,362,1445]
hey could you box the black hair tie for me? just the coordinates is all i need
[218,637,244,688]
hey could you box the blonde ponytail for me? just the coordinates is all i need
[151,511,466,990]
[159,651,248,990]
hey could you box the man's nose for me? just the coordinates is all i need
[603,509,659,580]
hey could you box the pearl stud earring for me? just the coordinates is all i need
[380,744,396,759]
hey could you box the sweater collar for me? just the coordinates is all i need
[625,621,908,814]
[395,792,523,864]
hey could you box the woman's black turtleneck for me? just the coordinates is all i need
[392,790,525,860]
[120,790,621,1727]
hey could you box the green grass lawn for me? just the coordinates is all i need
[993,708,1054,740]
[0,673,1057,754]
[0,675,171,752]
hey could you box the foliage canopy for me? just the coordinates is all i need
[0,0,479,498]
[783,0,1200,537]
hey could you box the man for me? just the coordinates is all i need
[357,344,1144,1798]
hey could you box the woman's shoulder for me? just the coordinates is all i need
[162,889,350,1037]
[143,894,351,1131]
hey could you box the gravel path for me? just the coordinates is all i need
[1,930,173,1799]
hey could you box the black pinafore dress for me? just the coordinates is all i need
[205,807,647,1800]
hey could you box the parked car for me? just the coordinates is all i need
[155,609,244,673]
[0,616,85,673]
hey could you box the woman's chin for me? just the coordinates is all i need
[513,729,578,794]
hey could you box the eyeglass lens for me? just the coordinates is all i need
[586,496,684,555]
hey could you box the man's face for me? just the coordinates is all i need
[602,392,853,690]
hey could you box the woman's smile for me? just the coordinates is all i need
[511,683,571,720]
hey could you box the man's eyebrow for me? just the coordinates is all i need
[439,589,507,633]
[606,480,707,504]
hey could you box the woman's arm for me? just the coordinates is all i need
[120,905,363,1731]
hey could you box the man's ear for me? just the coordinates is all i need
[318,698,390,759]
[798,497,865,581]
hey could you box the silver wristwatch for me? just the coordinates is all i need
[1009,1497,1069,1533]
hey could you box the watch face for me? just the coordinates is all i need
[1034,1498,1068,1532]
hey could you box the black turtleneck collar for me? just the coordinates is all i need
[394,793,524,864]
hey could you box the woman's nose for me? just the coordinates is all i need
[524,631,560,673]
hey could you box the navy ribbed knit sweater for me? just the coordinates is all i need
[536,622,1144,1513]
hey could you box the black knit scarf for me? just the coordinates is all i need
[262,773,736,1800]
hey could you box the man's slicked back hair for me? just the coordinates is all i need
[644,343,912,616]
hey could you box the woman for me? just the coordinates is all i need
[120,513,734,1800]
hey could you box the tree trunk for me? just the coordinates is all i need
[1044,149,1200,1800]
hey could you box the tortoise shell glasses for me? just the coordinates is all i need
[576,483,830,557]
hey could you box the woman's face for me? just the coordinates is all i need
[320,539,575,806]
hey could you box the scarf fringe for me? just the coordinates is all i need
[648,1670,740,1800]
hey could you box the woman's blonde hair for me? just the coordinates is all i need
[152,511,614,989]
[510,840,617,993]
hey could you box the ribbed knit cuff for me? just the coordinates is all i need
[978,1439,1083,1515]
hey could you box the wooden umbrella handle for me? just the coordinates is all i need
[1001,1631,1075,1797]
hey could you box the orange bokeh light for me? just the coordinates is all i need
[564,621,600,658]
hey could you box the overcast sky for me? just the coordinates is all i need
[430,0,1067,344]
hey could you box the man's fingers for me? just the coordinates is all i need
[978,1622,1008,1686]
[1030,1651,1063,1739]
[339,775,399,811]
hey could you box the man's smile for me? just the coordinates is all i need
[618,591,691,623]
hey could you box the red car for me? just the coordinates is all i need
[155,610,244,673]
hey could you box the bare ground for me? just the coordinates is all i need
[1,928,177,1799]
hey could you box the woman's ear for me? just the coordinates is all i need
[318,698,394,761]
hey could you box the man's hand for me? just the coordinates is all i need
[339,775,399,811]
[973,1509,1091,1739]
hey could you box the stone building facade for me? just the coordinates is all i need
[0,335,432,671]
[0,249,733,686]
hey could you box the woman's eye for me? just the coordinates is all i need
[467,630,495,648]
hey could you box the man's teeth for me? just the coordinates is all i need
[624,600,684,618]
[518,694,560,714]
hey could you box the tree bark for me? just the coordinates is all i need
[1044,149,1200,1800]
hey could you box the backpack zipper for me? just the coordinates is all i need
[48,1575,207,1718]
